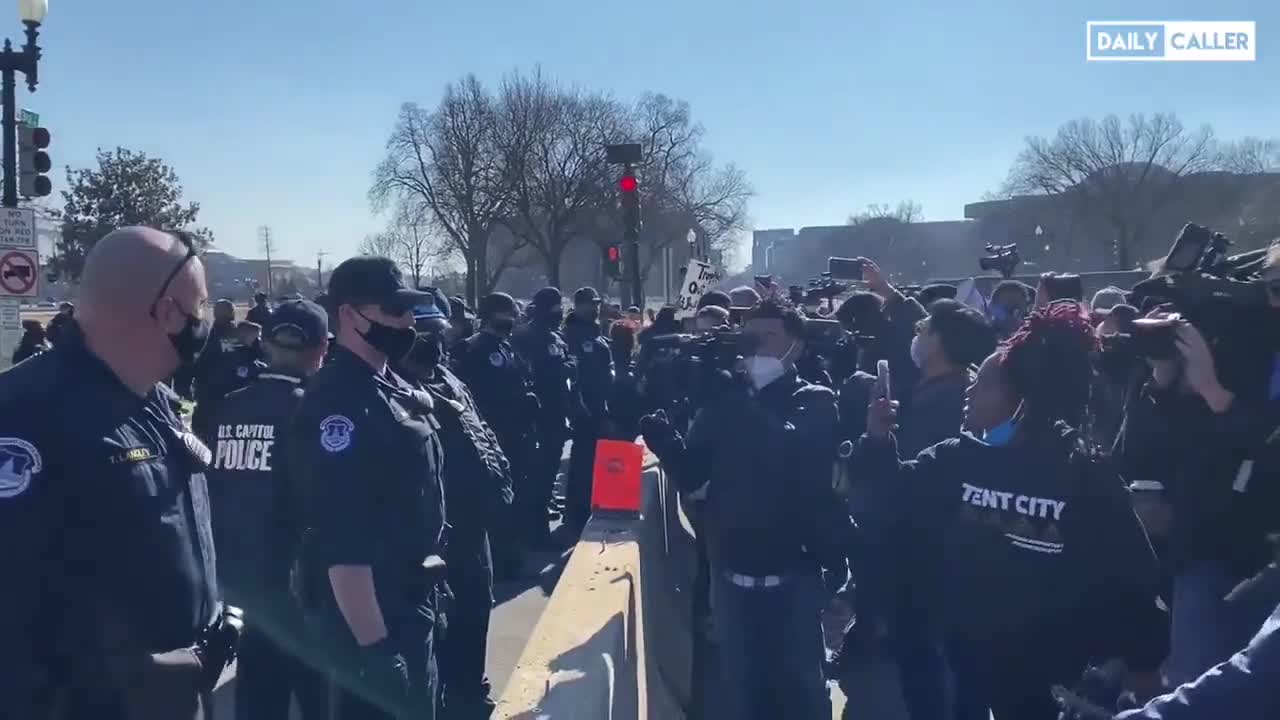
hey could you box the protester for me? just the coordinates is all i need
[862,300,1166,719]
[246,291,272,326]
[987,280,1033,340]
[45,301,75,347]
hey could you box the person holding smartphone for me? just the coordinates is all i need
[861,300,1166,720]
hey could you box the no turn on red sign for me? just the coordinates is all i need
[0,248,39,297]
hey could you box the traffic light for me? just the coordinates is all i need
[619,172,640,235]
[604,244,623,280]
[18,124,51,198]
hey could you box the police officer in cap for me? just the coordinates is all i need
[0,227,238,719]
[396,290,514,719]
[290,256,446,720]
[511,287,573,546]
[207,300,331,720]
[188,298,248,442]
[563,287,614,534]
[452,292,538,580]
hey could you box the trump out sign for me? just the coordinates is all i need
[1087,21,1256,62]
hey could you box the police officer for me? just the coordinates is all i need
[189,298,245,442]
[452,292,538,580]
[290,256,446,720]
[562,287,614,534]
[511,287,573,546]
[246,291,273,326]
[396,291,514,719]
[207,300,331,720]
[0,227,237,720]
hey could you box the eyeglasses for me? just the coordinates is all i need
[150,230,201,318]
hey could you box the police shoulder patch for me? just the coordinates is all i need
[489,352,505,367]
[0,437,42,498]
[320,415,355,453]
[582,340,594,354]
[236,366,250,379]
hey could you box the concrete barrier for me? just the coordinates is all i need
[495,449,694,720]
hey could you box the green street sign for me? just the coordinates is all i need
[19,109,38,127]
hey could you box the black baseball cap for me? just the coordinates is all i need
[531,287,563,308]
[573,287,602,305]
[327,256,431,314]
[263,300,329,350]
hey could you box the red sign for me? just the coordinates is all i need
[0,249,38,297]
[591,439,644,512]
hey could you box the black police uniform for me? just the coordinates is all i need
[0,322,225,720]
[452,330,536,576]
[511,320,572,543]
[246,303,273,327]
[208,370,329,720]
[191,319,250,442]
[414,364,514,719]
[291,345,446,720]
[562,311,614,533]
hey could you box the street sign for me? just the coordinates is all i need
[0,248,39,297]
[0,208,36,248]
[19,108,38,127]
[0,296,20,369]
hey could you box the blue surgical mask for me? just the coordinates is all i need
[983,416,1017,446]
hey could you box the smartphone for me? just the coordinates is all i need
[875,359,892,401]
[828,257,864,281]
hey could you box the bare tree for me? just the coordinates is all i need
[848,200,922,225]
[1002,113,1219,269]
[371,74,518,306]
[1220,137,1280,174]
[496,70,621,288]
[357,202,445,288]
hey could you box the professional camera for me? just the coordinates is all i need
[980,243,1021,278]
[1132,222,1269,309]
[1106,223,1273,374]
[638,328,755,412]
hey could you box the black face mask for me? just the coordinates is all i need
[489,317,516,337]
[358,313,417,361]
[413,333,446,369]
[536,310,564,328]
[170,311,212,367]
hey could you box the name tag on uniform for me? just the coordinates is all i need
[110,447,155,464]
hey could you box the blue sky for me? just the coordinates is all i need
[24,0,1278,270]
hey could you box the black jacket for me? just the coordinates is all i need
[563,313,614,428]
[0,323,219,715]
[860,428,1167,671]
[206,371,308,608]
[660,372,850,577]
[452,330,535,443]
[1115,382,1280,581]
[512,322,573,437]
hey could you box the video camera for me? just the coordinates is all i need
[639,328,755,411]
[980,243,1021,278]
[790,274,852,311]
[1103,222,1271,364]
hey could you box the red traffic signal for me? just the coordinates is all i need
[619,175,638,193]
[608,245,621,262]
[604,244,623,280]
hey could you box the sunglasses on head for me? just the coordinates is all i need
[150,230,201,318]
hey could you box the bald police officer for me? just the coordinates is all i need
[0,227,237,720]
[290,256,446,720]
[207,300,331,720]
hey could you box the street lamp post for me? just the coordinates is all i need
[1,0,46,208]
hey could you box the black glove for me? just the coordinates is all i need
[640,410,681,456]
[358,638,411,709]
